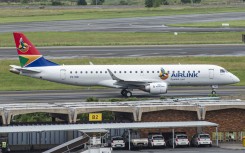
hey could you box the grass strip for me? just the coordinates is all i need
[0,56,244,91]
[0,31,244,47]
[0,6,245,24]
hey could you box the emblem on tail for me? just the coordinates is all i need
[13,32,58,67]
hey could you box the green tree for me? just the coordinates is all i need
[145,0,153,7]
[145,0,162,8]
[21,0,30,4]
[162,0,169,5]
[181,0,190,3]
[194,0,201,3]
[181,0,201,3]
[153,0,161,7]
[91,0,105,5]
[77,0,87,5]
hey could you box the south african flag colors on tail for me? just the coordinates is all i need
[13,32,58,67]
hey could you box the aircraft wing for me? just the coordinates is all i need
[107,69,159,86]
[10,65,41,74]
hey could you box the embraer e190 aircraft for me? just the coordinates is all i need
[10,32,240,97]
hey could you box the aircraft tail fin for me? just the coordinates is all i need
[13,32,58,67]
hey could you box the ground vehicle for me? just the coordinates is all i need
[109,136,125,149]
[168,134,190,147]
[191,133,212,147]
[122,130,148,148]
[148,134,166,148]
[89,136,102,146]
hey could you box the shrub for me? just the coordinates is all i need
[91,0,105,5]
[51,0,63,6]
[77,0,87,5]
[21,0,29,4]
[119,0,128,5]
[86,97,99,102]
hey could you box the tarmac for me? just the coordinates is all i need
[219,142,245,150]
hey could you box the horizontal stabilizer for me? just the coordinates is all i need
[10,65,41,74]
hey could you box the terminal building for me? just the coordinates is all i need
[0,98,245,151]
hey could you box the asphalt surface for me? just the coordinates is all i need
[0,86,244,104]
[1,12,245,32]
[1,44,245,59]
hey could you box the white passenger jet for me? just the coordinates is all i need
[10,32,240,97]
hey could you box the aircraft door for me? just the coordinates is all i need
[209,69,214,79]
[60,69,66,80]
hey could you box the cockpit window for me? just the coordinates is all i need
[220,69,226,73]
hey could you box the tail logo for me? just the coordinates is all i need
[18,38,29,53]
[159,68,169,80]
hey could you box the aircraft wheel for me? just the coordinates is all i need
[121,89,127,96]
[125,91,132,97]
[211,90,216,95]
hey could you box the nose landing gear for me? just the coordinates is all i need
[211,85,218,95]
[121,89,132,97]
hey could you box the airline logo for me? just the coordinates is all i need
[159,68,169,80]
[18,37,29,53]
[171,71,200,78]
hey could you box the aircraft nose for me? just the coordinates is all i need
[232,75,240,83]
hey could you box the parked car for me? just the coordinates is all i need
[122,130,148,149]
[148,134,166,148]
[110,136,125,149]
[191,133,212,147]
[168,134,190,147]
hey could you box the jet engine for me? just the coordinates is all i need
[145,82,168,94]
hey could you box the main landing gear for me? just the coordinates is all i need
[211,85,218,95]
[121,89,132,97]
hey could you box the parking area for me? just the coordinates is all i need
[113,147,245,153]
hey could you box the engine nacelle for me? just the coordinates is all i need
[145,82,168,94]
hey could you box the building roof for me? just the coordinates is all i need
[0,121,218,133]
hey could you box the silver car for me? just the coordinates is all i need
[191,133,212,147]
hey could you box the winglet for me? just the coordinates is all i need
[107,69,122,81]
